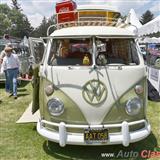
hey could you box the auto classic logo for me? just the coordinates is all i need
[82,80,107,105]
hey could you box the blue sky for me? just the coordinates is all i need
[1,0,160,28]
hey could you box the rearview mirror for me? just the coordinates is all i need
[29,56,35,64]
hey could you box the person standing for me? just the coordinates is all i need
[2,46,20,99]
[0,48,10,92]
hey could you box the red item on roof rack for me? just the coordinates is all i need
[56,0,77,23]
[56,0,77,13]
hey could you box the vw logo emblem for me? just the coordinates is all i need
[82,80,107,105]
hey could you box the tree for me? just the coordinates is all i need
[31,15,56,37]
[11,0,21,11]
[31,16,48,37]
[0,4,12,36]
[0,4,33,38]
[39,17,48,37]
[8,9,33,37]
[140,10,154,25]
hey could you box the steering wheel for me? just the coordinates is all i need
[96,53,107,66]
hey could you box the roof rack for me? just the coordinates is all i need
[47,10,128,36]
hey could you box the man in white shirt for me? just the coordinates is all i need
[2,46,20,99]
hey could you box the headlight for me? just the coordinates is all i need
[48,98,64,116]
[125,97,142,116]
[45,85,54,96]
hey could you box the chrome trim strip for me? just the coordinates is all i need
[41,119,146,129]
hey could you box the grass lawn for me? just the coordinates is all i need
[0,82,160,160]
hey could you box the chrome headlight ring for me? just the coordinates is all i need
[47,98,64,116]
[125,97,142,116]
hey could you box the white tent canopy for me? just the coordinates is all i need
[125,9,142,28]
[138,15,160,36]
[139,37,160,44]
[124,9,142,33]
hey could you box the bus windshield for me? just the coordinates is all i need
[48,38,92,66]
[95,38,139,66]
[48,38,139,66]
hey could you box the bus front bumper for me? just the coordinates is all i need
[37,119,151,147]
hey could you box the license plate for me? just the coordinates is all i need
[84,128,108,143]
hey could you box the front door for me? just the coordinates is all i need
[28,37,46,113]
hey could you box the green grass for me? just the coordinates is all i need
[0,82,160,160]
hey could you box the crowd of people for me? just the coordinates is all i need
[0,43,20,99]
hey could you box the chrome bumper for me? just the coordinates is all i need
[37,119,151,147]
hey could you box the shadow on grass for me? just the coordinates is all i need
[43,132,157,160]
[17,88,27,92]
[18,81,30,88]
[17,93,29,97]
[0,81,30,89]
[0,83,5,88]
[32,125,37,131]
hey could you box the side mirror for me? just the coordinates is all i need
[154,58,160,69]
